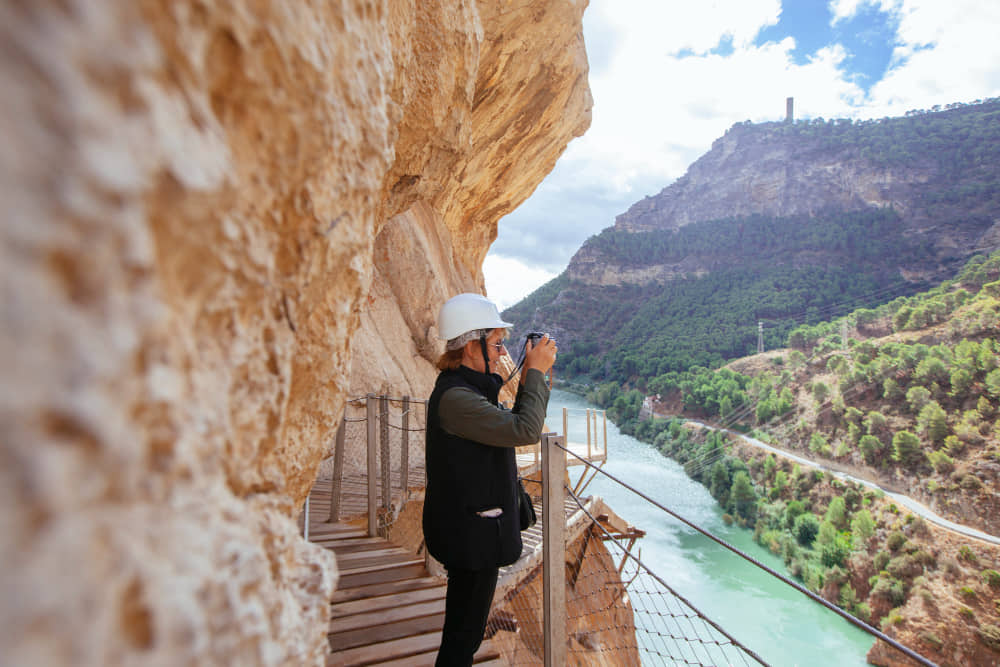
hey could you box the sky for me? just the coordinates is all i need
[483,0,1000,311]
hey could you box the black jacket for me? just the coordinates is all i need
[422,365,549,570]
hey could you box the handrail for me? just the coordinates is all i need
[554,441,938,667]
[563,482,769,666]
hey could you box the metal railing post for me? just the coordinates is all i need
[379,395,391,519]
[542,432,566,667]
[602,411,608,460]
[303,495,310,541]
[562,407,569,453]
[587,410,597,461]
[401,396,410,495]
[328,416,346,522]
[366,394,377,537]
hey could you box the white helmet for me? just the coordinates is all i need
[438,293,513,341]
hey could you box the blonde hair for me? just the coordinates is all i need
[436,328,508,371]
[436,348,465,371]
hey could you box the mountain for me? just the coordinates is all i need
[505,99,1000,384]
[596,249,1000,666]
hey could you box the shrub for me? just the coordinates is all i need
[959,545,978,563]
[927,449,955,474]
[987,369,1000,399]
[959,586,977,601]
[760,529,784,555]
[978,395,995,418]
[918,401,950,445]
[812,381,830,403]
[912,549,936,568]
[888,554,923,580]
[944,434,965,456]
[858,434,884,464]
[977,624,1000,651]
[874,550,891,573]
[906,386,932,412]
[809,432,829,454]
[825,496,847,530]
[784,499,806,529]
[821,533,853,568]
[871,576,907,606]
[887,530,908,552]
[921,632,944,650]
[960,474,983,490]
[959,606,976,621]
[881,610,905,629]
[851,509,875,546]
[883,377,902,400]
[794,513,820,547]
[892,431,922,465]
[982,569,1000,589]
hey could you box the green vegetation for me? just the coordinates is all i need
[574,249,1000,634]
[505,99,1000,390]
[538,207,940,380]
[518,102,1000,642]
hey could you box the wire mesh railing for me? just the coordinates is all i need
[554,441,938,667]
[306,394,937,665]
[563,485,769,667]
[315,394,427,535]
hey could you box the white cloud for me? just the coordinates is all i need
[483,255,558,312]
[829,0,902,25]
[864,1,1000,116]
[487,0,1000,308]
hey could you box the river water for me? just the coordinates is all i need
[547,389,873,667]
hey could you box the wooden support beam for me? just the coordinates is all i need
[542,432,566,667]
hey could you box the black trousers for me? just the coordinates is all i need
[435,566,499,667]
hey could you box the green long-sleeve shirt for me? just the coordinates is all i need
[437,368,550,447]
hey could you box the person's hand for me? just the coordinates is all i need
[524,334,557,376]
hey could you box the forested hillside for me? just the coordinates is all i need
[504,99,1000,388]
[584,251,1000,666]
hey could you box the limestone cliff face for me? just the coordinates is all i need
[0,1,590,665]
[615,123,935,234]
[577,119,999,289]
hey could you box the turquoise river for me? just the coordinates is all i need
[546,388,874,667]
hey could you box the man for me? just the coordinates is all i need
[423,293,556,666]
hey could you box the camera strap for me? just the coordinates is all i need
[503,337,531,385]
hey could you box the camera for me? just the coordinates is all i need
[526,332,555,344]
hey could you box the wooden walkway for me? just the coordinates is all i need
[313,521,503,666]
[306,478,504,666]
[304,428,610,666]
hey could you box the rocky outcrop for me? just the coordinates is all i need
[0,1,590,664]
[614,124,936,234]
[567,243,710,286]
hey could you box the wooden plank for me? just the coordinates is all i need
[328,597,446,634]
[333,545,413,560]
[330,576,442,605]
[329,585,446,619]
[327,631,441,667]
[333,636,500,667]
[337,561,427,589]
[314,537,387,551]
[335,552,416,573]
[336,552,422,574]
[329,612,445,651]
[310,527,367,541]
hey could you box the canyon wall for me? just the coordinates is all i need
[0,1,591,664]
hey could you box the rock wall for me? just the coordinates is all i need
[614,124,937,234]
[0,1,590,665]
